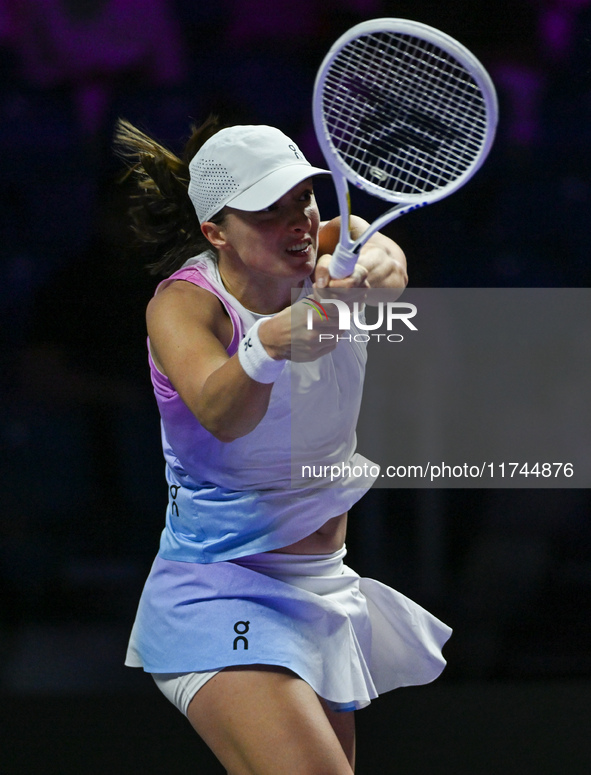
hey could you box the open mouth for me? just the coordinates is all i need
[286,241,312,257]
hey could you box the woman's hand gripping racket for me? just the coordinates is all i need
[312,18,499,279]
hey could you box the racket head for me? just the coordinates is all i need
[313,18,498,205]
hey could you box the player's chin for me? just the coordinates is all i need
[284,249,316,276]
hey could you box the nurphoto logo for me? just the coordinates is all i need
[304,298,418,343]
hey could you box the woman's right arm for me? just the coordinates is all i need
[147,281,276,442]
[147,282,338,442]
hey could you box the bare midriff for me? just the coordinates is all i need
[270,512,348,555]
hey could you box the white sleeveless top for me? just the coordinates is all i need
[151,251,378,562]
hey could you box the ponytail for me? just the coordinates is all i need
[114,116,222,277]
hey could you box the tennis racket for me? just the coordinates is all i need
[312,18,498,279]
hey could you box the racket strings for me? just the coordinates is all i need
[321,31,490,196]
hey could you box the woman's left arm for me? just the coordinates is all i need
[315,216,408,296]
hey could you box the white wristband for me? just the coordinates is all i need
[238,318,286,384]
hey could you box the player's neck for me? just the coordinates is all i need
[217,257,304,315]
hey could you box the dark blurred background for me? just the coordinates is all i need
[1,1,590,772]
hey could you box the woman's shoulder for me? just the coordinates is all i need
[147,276,229,338]
[154,251,217,292]
[148,251,223,319]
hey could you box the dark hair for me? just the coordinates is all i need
[113,115,224,277]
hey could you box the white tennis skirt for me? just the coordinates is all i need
[126,546,452,712]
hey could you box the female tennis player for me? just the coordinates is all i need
[115,117,451,775]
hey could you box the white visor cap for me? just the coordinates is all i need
[188,125,330,224]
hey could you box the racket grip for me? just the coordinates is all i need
[328,244,359,279]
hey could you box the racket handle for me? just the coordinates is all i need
[328,244,359,279]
